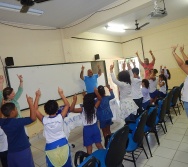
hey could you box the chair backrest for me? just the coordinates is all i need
[158,97,168,121]
[166,89,173,111]
[171,87,180,105]
[105,125,129,167]
[133,111,148,144]
[78,156,100,167]
[146,107,157,128]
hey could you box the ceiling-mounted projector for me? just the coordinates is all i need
[149,0,167,18]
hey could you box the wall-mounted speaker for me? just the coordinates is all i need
[94,54,100,60]
[5,57,14,66]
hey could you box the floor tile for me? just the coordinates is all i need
[160,139,180,150]
[146,155,171,167]
[178,142,188,153]
[170,160,188,167]
[182,135,188,143]
[172,122,188,129]
[169,127,187,135]
[173,150,188,164]
[153,146,176,159]
[164,132,184,142]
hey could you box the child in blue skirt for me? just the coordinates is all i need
[34,88,72,167]
[97,85,114,139]
[70,91,103,154]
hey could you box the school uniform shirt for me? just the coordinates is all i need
[182,76,188,102]
[141,87,150,103]
[84,74,98,93]
[81,108,97,126]
[130,75,143,99]
[97,90,115,121]
[42,114,66,144]
[0,117,33,152]
[0,87,23,118]
[159,80,167,94]
[149,77,158,93]
[0,128,8,152]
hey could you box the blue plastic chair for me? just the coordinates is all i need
[124,111,148,167]
[78,156,100,167]
[75,125,129,167]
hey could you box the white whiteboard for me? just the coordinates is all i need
[6,62,106,110]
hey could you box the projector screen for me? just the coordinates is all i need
[6,61,107,110]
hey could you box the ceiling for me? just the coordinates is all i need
[0,0,188,36]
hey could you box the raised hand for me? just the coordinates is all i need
[97,64,101,69]
[149,50,153,55]
[26,94,33,104]
[0,75,4,84]
[135,51,139,56]
[17,75,23,83]
[73,94,77,101]
[122,61,126,70]
[180,45,184,52]
[171,45,178,53]
[110,64,114,72]
[81,65,85,71]
[35,89,41,97]
[106,84,111,90]
[58,87,63,95]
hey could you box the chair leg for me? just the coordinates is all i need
[132,152,137,167]
[145,135,152,157]
[163,121,167,132]
[180,101,184,110]
[160,123,166,134]
[142,144,148,159]
[177,104,181,115]
[154,127,160,145]
[172,107,177,116]
[168,114,173,124]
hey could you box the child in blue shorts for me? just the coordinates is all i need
[97,85,114,139]
[0,94,36,167]
[70,91,103,154]
[34,88,72,167]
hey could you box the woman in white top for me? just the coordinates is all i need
[141,79,151,110]
[110,64,138,120]
[158,74,167,98]
[0,128,8,167]
[70,91,103,154]
[172,45,188,117]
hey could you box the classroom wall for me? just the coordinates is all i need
[0,24,123,137]
[121,17,188,88]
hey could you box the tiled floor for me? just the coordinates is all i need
[2,106,188,167]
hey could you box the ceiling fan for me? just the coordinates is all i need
[124,20,150,31]
[17,0,50,13]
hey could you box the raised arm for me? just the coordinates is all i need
[106,84,115,100]
[122,61,126,71]
[149,50,155,65]
[0,75,4,91]
[17,75,23,88]
[172,45,188,74]
[136,52,144,66]
[180,45,188,61]
[80,65,85,80]
[110,64,125,87]
[97,65,102,77]
[58,87,70,118]
[26,94,36,121]
[70,95,82,113]
[34,89,43,122]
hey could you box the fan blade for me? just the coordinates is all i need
[139,22,150,29]
[20,5,30,13]
[124,29,136,30]
[35,0,51,3]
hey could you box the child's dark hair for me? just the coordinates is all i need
[44,100,59,115]
[98,85,105,97]
[1,102,15,117]
[185,60,188,65]
[159,74,168,89]
[166,69,171,80]
[132,68,139,75]
[83,94,95,124]
[153,69,158,74]
[118,71,131,85]
[3,87,13,100]
[142,79,149,89]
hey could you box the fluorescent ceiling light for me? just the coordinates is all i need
[0,2,43,16]
[105,23,126,32]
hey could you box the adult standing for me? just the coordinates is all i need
[80,65,102,93]
[136,50,156,79]
[172,45,188,117]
